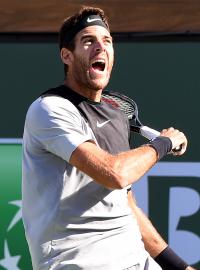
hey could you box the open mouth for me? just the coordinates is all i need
[91,60,106,72]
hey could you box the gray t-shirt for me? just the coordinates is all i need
[22,88,148,270]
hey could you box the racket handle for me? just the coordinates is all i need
[140,126,182,152]
[173,145,182,152]
[140,126,160,140]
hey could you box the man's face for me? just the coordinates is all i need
[68,25,114,91]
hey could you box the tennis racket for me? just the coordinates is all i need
[102,90,181,151]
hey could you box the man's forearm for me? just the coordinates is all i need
[70,141,158,189]
[127,190,167,257]
[127,191,196,270]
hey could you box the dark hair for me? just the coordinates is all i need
[59,6,110,74]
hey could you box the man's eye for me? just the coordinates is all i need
[105,39,112,45]
[84,39,93,45]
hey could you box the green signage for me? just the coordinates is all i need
[0,143,31,270]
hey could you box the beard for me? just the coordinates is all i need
[72,53,112,91]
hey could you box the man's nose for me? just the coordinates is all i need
[94,40,105,52]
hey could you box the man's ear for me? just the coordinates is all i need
[60,48,73,65]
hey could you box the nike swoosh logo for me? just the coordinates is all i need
[87,18,102,23]
[97,120,111,128]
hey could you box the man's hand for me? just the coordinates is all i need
[160,127,187,156]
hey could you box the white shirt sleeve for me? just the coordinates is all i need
[25,96,94,162]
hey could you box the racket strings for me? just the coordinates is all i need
[101,91,163,142]
[102,94,135,119]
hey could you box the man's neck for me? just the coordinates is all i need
[63,80,102,102]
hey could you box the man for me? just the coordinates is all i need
[22,6,195,270]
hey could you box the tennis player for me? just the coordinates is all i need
[22,6,195,270]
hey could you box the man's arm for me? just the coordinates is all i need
[70,128,187,189]
[70,140,158,189]
[127,190,196,270]
[127,190,167,257]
